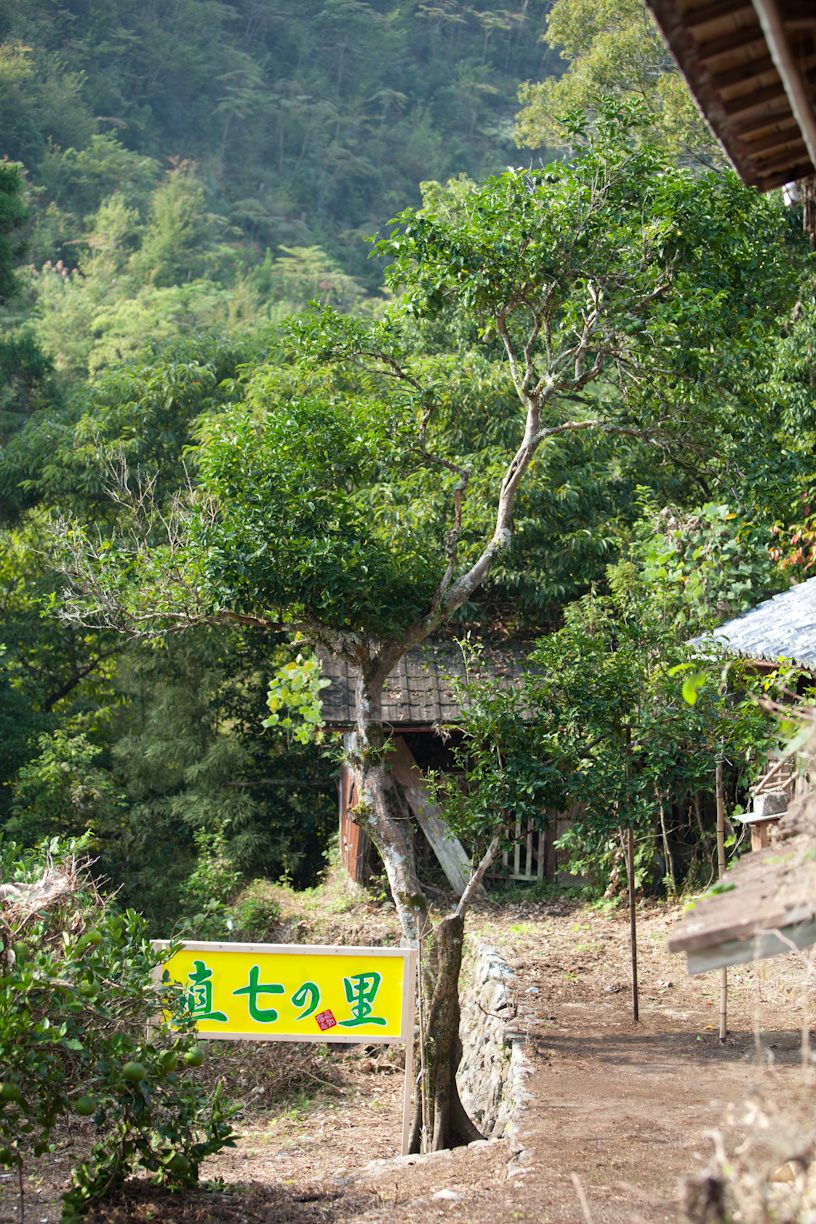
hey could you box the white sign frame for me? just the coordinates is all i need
[154,940,417,1154]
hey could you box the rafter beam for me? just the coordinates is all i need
[753,0,816,170]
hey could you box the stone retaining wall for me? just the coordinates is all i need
[456,940,533,1139]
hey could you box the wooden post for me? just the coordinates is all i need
[624,726,638,1024]
[716,759,727,1042]
[627,825,639,1024]
[401,952,417,1156]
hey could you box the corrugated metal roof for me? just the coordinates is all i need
[318,640,529,729]
[697,575,816,667]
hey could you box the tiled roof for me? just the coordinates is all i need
[697,576,816,669]
[318,640,529,728]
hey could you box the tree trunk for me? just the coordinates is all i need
[347,663,483,1151]
[408,913,484,1152]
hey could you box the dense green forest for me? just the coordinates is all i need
[2,0,816,940]
[0,0,563,925]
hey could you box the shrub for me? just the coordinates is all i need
[177,825,242,941]
[232,880,282,940]
[0,835,237,1219]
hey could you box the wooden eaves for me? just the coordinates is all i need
[646,0,816,191]
[667,790,816,974]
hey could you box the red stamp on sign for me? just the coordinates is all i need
[315,1009,336,1031]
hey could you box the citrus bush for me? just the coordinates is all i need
[0,835,237,1219]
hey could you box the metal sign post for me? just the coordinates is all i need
[155,941,417,1155]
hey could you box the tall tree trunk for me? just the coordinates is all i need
[346,661,484,1150]
[408,913,484,1151]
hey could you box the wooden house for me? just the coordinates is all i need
[318,640,571,894]
[645,0,816,196]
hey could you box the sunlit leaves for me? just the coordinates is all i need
[195,392,442,636]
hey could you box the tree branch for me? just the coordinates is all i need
[456,834,502,917]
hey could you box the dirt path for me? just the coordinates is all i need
[9,897,812,1224]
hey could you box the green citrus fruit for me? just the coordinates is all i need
[75,1096,96,1116]
[160,1051,178,1073]
[121,1061,146,1083]
[169,1154,190,1174]
[183,1047,204,1068]
[0,1148,14,1166]
[0,1083,22,1103]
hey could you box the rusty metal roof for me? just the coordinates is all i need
[696,576,816,668]
[318,640,529,729]
[646,0,816,191]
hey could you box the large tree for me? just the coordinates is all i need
[53,109,803,1149]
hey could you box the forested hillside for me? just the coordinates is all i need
[2,0,816,942]
[1,0,556,281]
[0,0,562,925]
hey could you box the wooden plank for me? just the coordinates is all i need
[687,919,816,975]
[712,52,776,88]
[724,82,788,117]
[388,737,474,896]
[696,23,765,65]
[339,758,366,883]
[685,0,755,34]
[669,894,813,953]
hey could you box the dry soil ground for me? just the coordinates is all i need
[3,887,815,1224]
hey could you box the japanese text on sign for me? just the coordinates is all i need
[155,942,412,1043]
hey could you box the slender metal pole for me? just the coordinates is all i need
[627,825,639,1024]
[716,759,727,1042]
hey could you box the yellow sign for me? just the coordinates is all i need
[155,941,414,1044]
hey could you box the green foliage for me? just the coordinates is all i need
[378,110,796,402]
[177,826,242,941]
[0,161,28,302]
[263,653,331,745]
[0,40,93,169]
[637,501,787,634]
[432,519,793,893]
[425,639,568,857]
[0,647,52,817]
[514,0,723,164]
[2,0,557,293]
[100,631,335,927]
[525,589,769,825]
[0,836,237,1218]
[6,728,126,846]
[0,326,338,924]
[35,135,161,238]
[232,881,282,941]
[196,391,442,637]
[0,331,259,512]
[129,166,229,289]
[0,330,57,445]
